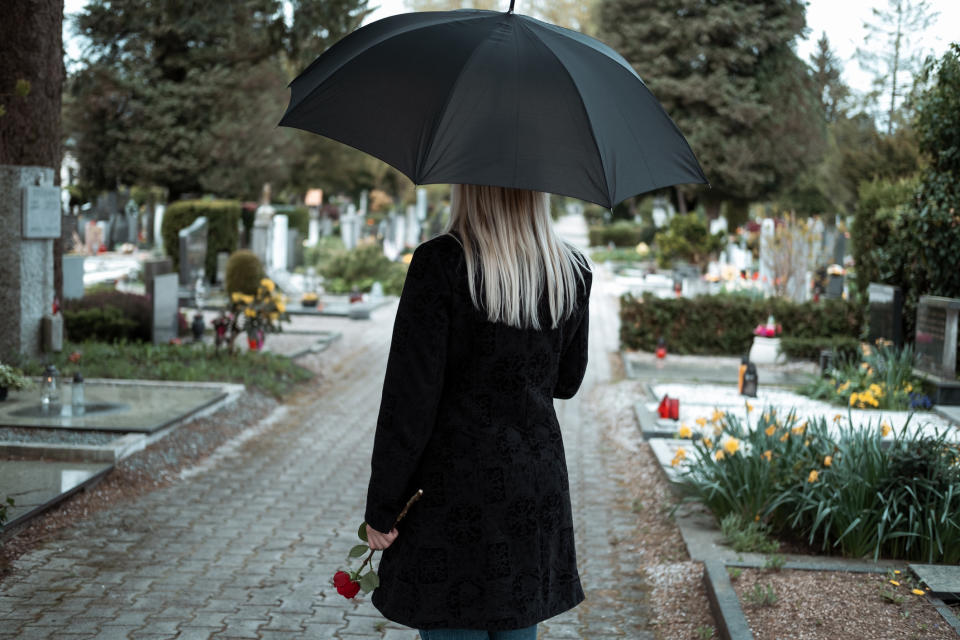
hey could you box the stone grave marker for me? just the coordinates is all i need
[825,272,844,299]
[908,564,960,599]
[178,216,208,286]
[271,214,289,272]
[153,204,166,253]
[287,229,302,269]
[867,283,903,347]
[832,231,846,265]
[152,273,179,345]
[215,252,229,285]
[62,255,86,300]
[915,295,960,381]
[416,187,428,221]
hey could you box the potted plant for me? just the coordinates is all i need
[301,291,319,308]
[0,363,31,401]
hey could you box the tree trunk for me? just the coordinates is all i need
[674,186,688,215]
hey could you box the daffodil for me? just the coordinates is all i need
[231,292,243,303]
[723,437,740,455]
[824,455,832,467]
[702,437,713,449]
[894,570,901,574]
[260,278,275,292]
[713,424,724,437]
[711,409,724,423]
[881,422,892,437]
[869,383,883,397]
[241,294,254,305]
[244,308,257,318]
[807,470,819,483]
[746,402,754,413]
[904,383,913,393]
[833,414,843,423]
[779,432,789,442]
[765,425,776,437]
[670,448,687,467]
[677,424,692,439]
[804,439,810,447]
[762,450,772,461]
[792,424,805,436]
[837,380,850,393]
[695,417,707,428]
[849,393,859,407]
[276,301,286,313]
[715,450,725,461]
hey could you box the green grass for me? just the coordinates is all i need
[14,341,314,399]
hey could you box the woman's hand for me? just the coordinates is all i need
[366,525,399,550]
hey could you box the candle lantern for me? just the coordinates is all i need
[655,336,667,359]
[41,365,59,411]
[741,362,758,398]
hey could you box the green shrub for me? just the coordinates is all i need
[274,205,310,236]
[63,291,152,343]
[778,336,861,362]
[719,513,780,553]
[588,221,654,247]
[161,200,241,282]
[319,242,407,295]
[800,343,925,410]
[620,293,862,355]
[654,212,726,271]
[225,250,264,296]
[851,176,917,297]
[676,410,960,562]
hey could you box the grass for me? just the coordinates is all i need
[743,583,778,607]
[13,341,314,399]
[719,513,780,553]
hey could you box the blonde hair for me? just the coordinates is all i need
[444,184,590,330]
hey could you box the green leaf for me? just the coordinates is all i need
[348,544,369,559]
[357,521,368,542]
[14,79,31,98]
[359,571,379,593]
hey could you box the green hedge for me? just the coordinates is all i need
[620,293,862,355]
[588,221,655,247]
[162,200,241,282]
[778,336,861,362]
[63,291,152,343]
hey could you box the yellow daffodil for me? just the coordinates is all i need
[881,422,892,437]
[762,450,772,461]
[867,367,875,376]
[765,425,776,437]
[260,278,275,292]
[870,383,883,397]
[670,448,687,467]
[762,411,769,422]
[702,437,713,449]
[715,450,725,461]
[837,380,850,393]
[231,292,243,303]
[911,589,925,596]
[833,414,843,423]
[244,308,257,318]
[269,312,279,322]
[894,570,901,574]
[904,383,913,393]
[695,417,707,428]
[849,393,859,407]
[824,455,832,467]
[754,514,760,522]
[746,402,754,413]
[808,470,819,483]
[677,424,692,439]
[241,294,254,305]
[890,580,900,586]
[713,424,724,437]
[779,432,789,442]
[792,424,805,436]
[712,409,724,423]
[861,343,872,356]
[276,301,286,313]
[804,439,810,447]
[723,438,740,455]
[860,362,869,370]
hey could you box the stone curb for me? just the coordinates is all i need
[285,330,342,359]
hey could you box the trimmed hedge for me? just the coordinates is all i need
[162,200,241,282]
[778,336,861,362]
[620,293,862,355]
[63,291,152,343]
[588,221,656,247]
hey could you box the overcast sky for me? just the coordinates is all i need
[65,0,959,97]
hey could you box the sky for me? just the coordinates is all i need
[64,0,960,97]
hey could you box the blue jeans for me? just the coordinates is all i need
[418,624,538,640]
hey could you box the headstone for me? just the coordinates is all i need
[709,216,728,236]
[758,218,775,290]
[651,197,671,228]
[307,213,320,247]
[825,274,844,299]
[915,296,960,380]
[341,204,360,250]
[151,273,179,345]
[832,232,846,265]
[321,216,333,238]
[359,190,368,218]
[252,183,275,266]
[416,187,428,221]
[405,205,420,246]
[867,283,904,347]
[371,281,384,299]
[271,214,289,272]
[62,255,86,300]
[215,252,229,285]
[153,204,166,253]
[909,564,960,599]
[177,216,208,286]
[109,210,128,248]
[0,166,58,361]
[287,229,302,269]
[96,220,110,251]
[143,258,173,302]
[124,198,139,244]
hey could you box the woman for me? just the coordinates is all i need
[364,184,592,640]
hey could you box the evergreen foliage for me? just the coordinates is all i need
[161,200,242,280]
[225,250,266,297]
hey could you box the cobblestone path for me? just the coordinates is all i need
[0,217,652,639]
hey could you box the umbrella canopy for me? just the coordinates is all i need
[279,8,708,208]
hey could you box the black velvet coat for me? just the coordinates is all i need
[365,232,591,631]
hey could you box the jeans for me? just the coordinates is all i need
[418,624,538,640]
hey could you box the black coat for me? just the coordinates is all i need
[365,232,591,631]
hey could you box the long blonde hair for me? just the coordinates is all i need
[444,184,590,330]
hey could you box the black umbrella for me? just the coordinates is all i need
[279,4,708,208]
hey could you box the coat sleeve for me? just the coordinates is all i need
[553,267,592,400]
[364,240,451,533]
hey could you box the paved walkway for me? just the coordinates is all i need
[0,217,652,639]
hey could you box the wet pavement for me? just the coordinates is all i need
[0,217,654,639]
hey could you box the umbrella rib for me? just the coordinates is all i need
[416,15,513,182]
[520,20,612,207]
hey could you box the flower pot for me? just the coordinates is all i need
[0,386,7,402]
[302,299,318,308]
[248,337,261,351]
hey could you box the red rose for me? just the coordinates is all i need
[333,571,351,588]
[337,579,361,599]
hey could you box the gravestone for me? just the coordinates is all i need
[177,216,208,286]
[341,204,360,250]
[867,283,903,347]
[62,255,86,300]
[143,257,173,302]
[915,296,960,381]
[416,187,428,221]
[832,232,846,265]
[405,205,420,246]
[153,204,166,253]
[215,252,229,285]
[825,272,844,299]
[151,273,179,345]
[252,184,274,266]
[124,198,139,244]
[287,229,302,269]
[758,218,775,289]
[271,214,289,272]
[909,564,960,599]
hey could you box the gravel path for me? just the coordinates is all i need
[0,217,661,639]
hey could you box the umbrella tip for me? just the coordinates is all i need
[508,0,514,13]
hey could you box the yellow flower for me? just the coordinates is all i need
[792,424,805,436]
[754,514,760,522]
[670,448,687,467]
[762,411,769,422]
[904,383,913,393]
[712,409,724,423]
[241,294,254,305]
[779,432,789,442]
[695,417,707,428]
[860,362,869,370]
[677,424,692,439]
[276,301,286,313]
[713,424,724,437]
[881,422,892,437]
[889,580,901,586]
[837,380,851,393]
[244,308,257,318]
[911,589,925,596]
[808,470,819,483]
[231,292,243,303]
[861,343,872,357]
[269,312,279,322]
[804,439,810,447]
[746,402,754,413]
[894,570,901,574]
[702,437,713,449]
[260,278,275,292]
[849,393,859,407]
[833,414,843,423]
[715,450,725,461]
[723,438,740,455]
[765,425,776,437]
[869,383,883,397]
[762,450,772,461]
[867,367,875,376]
[824,455,832,467]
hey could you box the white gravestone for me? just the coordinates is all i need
[153,204,166,253]
[405,205,420,246]
[416,187,428,221]
[62,255,86,300]
[271,214,289,272]
[758,218,775,291]
[21,185,62,238]
[152,273,179,345]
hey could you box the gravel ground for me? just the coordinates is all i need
[734,568,958,640]
[0,427,121,445]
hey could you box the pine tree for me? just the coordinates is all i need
[809,33,849,123]
[596,0,823,216]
